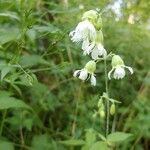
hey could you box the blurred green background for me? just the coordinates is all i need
[0,0,149,149]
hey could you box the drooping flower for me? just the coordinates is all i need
[82,30,107,59]
[108,55,133,80]
[69,19,96,47]
[73,61,97,86]
[85,42,107,60]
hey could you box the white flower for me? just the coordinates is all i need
[90,73,96,86]
[73,61,97,86]
[84,42,107,59]
[108,65,133,80]
[74,69,96,86]
[108,55,133,80]
[81,30,107,59]
[78,70,88,80]
[113,66,125,79]
[69,20,96,49]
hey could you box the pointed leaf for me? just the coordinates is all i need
[107,132,132,143]
[0,91,31,110]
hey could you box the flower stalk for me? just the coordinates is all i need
[104,57,110,137]
[69,9,133,140]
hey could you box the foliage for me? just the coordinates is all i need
[0,0,149,150]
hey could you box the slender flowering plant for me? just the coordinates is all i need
[67,9,133,149]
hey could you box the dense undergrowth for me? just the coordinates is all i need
[0,0,149,150]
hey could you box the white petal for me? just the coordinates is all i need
[90,74,96,86]
[113,67,125,79]
[97,43,107,57]
[79,70,88,80]
[90,43,107,60]
[73,70,80,77]
[69,31,75,37]
[70,20,96,43]
[87,42,96,53]
[82,38,90,55]
[91,47,99,60]
[124,66,134,74]
[108,68,115,80]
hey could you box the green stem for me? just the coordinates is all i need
[0,110,7,136]
[104,58,109,137]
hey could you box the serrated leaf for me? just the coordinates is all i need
[91,141,107,150]
[59,139,85,146]
[0,91,31,110]
[107,132,132,143]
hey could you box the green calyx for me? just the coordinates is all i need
[82,10,98,21]
[82,10,102,30]
[111,55,124,67]
[85,60,96,73]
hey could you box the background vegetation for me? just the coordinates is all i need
[0,0,149,149]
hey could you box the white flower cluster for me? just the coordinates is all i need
[69,10,106,60]
[70,10,133,86]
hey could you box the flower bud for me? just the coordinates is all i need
[82,10,98,21]
[85,60,96,73]
[111,55,124,68]
[110,103,116,115]
[99,110,105,118]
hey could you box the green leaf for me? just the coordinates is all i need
[81,145,89,150]
[1,66,11,80]
[98,133,106,141]
[20,55,49,67]
[0,12,20,21]
[0,91,31,110]
[85,129,96,146]
[109,98,121,104]
[0,140,14,150]
[32,134,52,150]
[0,26,19,45]
[59,139,85,146]
[33,24,60,34]
[91,142,107,150]
[107,132,132,143]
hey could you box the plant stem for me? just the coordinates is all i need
[0,110,7,136]
[104,58,109,137]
